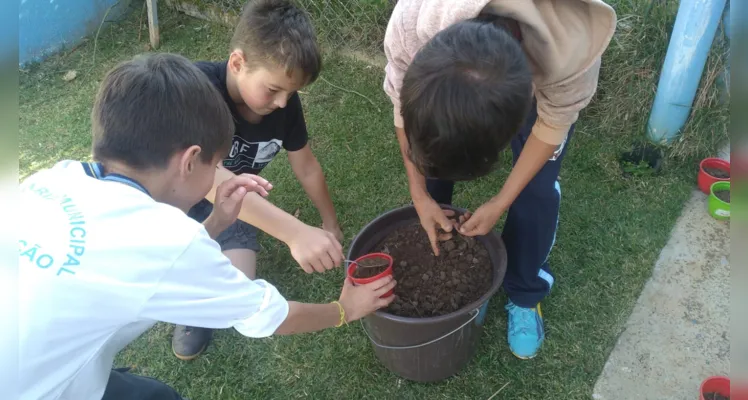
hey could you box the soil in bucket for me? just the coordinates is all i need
[373,223,492,318]
[715,189,730,203]
[703,393,729,400]
[704,167,730,179]
[352,256,390,279]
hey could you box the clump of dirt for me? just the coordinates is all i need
[704,166,730,179]
[352,256,390,279]
[714,189,730,203]
[703,392,729,400]
[373,223,493,317]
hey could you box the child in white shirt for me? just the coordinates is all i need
[18,53,395,400]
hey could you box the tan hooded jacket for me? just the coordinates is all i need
[383,0,617,145]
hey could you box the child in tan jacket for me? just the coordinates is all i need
[383,0,616,359]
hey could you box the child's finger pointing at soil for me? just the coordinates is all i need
[437,230,453,242]
[426,228,441,257]
[434,213,454,249]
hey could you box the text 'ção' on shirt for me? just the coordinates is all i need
[19,160,289,400]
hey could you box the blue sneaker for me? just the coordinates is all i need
[505,300,545,359]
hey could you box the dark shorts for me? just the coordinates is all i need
[102,368,184,400]
[187,199,261,253]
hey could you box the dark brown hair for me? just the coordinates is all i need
[92,53,234,169]
[401,18,532,181]
[231,0,321,84]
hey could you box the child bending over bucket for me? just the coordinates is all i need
[383,0,616,359]
[174,0,346,360]
[19,53,395,400]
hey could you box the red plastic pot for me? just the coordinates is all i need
[699,158,730,195]
[700,376,730,399]
[347,253,394,298]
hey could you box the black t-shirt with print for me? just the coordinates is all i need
[195,61,308,175]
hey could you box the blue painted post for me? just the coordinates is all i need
[646,0,727,143]
[723,0,731,41]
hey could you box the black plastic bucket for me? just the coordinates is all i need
[348,205,507,382]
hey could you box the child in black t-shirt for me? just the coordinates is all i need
[173,0,344,361]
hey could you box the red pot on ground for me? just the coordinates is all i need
[698,158,730,195]
[347,253,394,298]
[700,376,730,400]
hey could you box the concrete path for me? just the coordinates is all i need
[592,149,730,400]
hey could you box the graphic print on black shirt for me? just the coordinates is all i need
[225,137,283,173]
[195,61,309,175]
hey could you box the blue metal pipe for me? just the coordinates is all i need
[646,0,727,143]
[723,0,731,41]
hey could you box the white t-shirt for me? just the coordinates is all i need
[18,161,290,400]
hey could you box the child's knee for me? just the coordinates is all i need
[223,248,257,279]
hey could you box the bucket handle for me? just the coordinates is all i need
[361,308,480,350]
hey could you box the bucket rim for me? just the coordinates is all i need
[350,204,506,325]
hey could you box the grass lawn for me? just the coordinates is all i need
[19,1,728,398]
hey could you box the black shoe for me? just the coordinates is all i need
[172,325,212,361]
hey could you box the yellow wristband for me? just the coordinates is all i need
[332,301,347,327]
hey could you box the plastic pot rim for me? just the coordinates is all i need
[699,375,730,398]
[700,157,731,178]
[346,252,394,282]
[353,204,505,325]
[710,181,731,206]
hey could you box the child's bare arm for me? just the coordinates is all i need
[203,174,273,239]
[395,127,429,201]
[206,165,343,273]
[395,127,455,256]
[274,277,396,335]
[204,166,295,239]
[491,133,558,212]
[287,144,341,241]
[460,134,557,236]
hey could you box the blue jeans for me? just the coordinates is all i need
[425,102,574,308]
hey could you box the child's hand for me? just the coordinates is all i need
[459,199,505,236]
[412,196,457,256]
[338,276,396,322]
[208,175,273,234]
[322,222,344,243]
[287,225,344,274]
